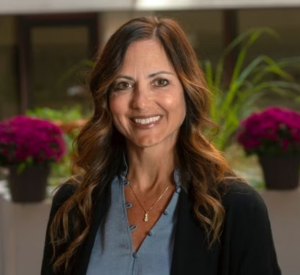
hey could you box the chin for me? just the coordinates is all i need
[136,139,161,148]
[129,136,164,148]
[126,132,178,149]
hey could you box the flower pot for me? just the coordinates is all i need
[8,165,51,203]
[258,155,300,190]
[52,119,87,134]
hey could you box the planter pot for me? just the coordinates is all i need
[8,165,51,203]
[52,119,87,134]
[258,155,300,190]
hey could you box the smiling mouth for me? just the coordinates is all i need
[132,115,162,125]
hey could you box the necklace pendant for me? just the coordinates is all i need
[144,212,149,222]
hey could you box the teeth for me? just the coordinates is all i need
[134,116,161,125]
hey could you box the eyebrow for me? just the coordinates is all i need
[148,71,174,78]
[115,75,134,81]
[115,71,174,81]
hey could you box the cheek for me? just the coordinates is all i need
[109,97,123,118]
[109,99,124,131]
[163,91,186,116]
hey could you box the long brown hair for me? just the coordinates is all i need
[49,16,238,273]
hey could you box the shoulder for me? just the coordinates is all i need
[219,181,274,251]
[52,179,78,202]
[219,180,272,233]
[221,180,268,218]
[42,177,81,274]
[218,182,281,274]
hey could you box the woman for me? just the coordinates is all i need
[41,17,281,275]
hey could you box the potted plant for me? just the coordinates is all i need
[237,107,300,189]
[0,115,66,202]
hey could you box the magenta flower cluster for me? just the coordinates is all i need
[237,107,300,156]
[0,115,66,166]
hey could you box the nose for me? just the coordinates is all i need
[131,84,151,110]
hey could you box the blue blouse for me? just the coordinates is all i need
[86,170,181,275]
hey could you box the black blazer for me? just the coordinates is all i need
[41,181,281,275]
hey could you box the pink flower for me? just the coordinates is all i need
[0,115,66,166]
[237,107,300,155]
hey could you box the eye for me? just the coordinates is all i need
[153,78,169,87]
[113,81,134,91]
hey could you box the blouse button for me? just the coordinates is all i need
[163,209,170,215]
[133,252,139,258]
[148,230,154,236]
[123,180,130,186]
[125,202,132,209]
[176,187,181,193]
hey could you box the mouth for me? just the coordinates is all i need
[131,115,162,125]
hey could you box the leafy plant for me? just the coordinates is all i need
[237,107,300,156]
[203,28,300,151]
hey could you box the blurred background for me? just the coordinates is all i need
[0,0,300,274]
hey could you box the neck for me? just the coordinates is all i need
[125,142,177,191]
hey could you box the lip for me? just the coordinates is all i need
[130,115,163,129]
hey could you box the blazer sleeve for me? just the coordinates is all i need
[41,183,76,275]
[221,182,281,275]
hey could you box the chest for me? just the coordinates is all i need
[124,183,176,251]
[75,183,225,275]
[85,177,180,275]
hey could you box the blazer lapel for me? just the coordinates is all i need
[171,190,220,275]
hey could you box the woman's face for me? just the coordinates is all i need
[109,39,186,149]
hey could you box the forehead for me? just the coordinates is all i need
[119,39,175,73]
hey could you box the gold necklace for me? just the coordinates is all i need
[127,181,172,222]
